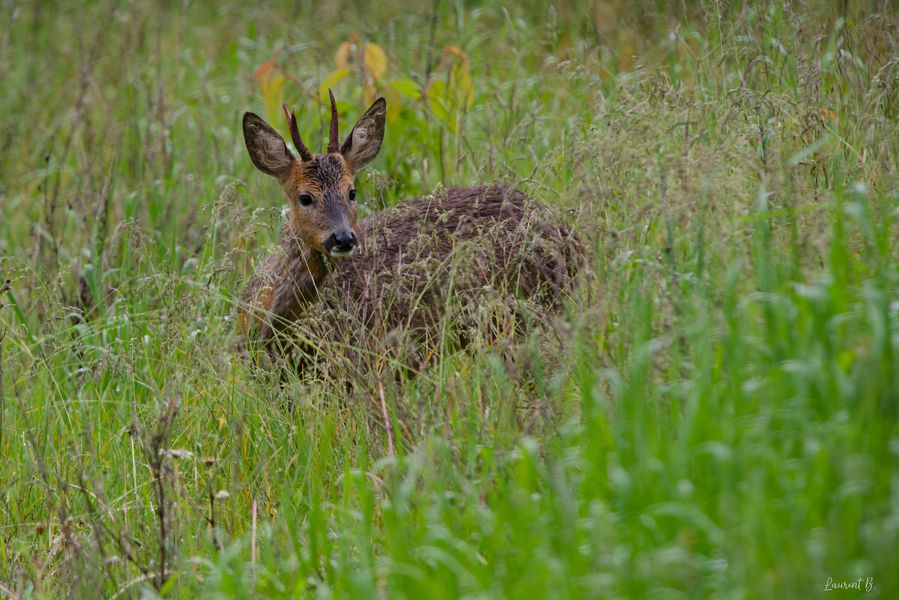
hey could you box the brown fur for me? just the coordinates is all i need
[238,97,584,372]
[239,184,584,368]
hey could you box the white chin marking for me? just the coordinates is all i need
[329,248,354,258]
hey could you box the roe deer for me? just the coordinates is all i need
[238,91,584,372]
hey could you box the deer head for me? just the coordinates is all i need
[242,91,386,257]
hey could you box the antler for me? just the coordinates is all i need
[282,103,313,162]
[327,89,340,154]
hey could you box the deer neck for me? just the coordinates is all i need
[278,224,333,307]
[243,223,333,347]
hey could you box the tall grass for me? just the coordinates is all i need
[0,1,897,597]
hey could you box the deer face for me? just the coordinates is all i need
[243,93,386,258]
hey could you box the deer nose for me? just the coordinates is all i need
[324,230,357,256]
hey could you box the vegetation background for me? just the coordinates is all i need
[0,0,897,597]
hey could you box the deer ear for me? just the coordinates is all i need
[243,112,294,179]
[340,98,386,172]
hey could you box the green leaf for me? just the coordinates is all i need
[391,78,422,100]
[426,80,453,130]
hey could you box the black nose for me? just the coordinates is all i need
[324,230,357,255]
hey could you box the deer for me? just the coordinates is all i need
[238,91,584,375]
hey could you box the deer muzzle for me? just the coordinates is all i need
[323,229,358,258]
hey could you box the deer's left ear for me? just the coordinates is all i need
[341,98,386,173]
[243,112,295,180]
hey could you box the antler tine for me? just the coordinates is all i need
[327,89,340,154]
[282,103,313,162]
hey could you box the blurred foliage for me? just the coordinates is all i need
[0,0,897,598]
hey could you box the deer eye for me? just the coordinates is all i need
[348,189,356,202]
[298,194,314,207]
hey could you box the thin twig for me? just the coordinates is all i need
[251,499,257,567]
[139,396,179,591]
[0,579,20,600]
[423,0,441,83]
[109,570,176,600]
[41,5,114,274]
[0,278,7,455]
[378,379,395,457]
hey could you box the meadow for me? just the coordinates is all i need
[0,0,897,597]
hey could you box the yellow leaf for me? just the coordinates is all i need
[449,63,474,109]
[262,74,286,126]
[363,83,376,108]
[385,85,402,121]
[425,45,474,125]
[335,42,351,70]
[319,68,351,101]
[443,46,469,66]
[364,43,388,81]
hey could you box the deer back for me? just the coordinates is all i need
[291,185,585,370]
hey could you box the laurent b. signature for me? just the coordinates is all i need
[824,577,876,592]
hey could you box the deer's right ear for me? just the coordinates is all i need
[243,112,294,179]
[341,98,386,173]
